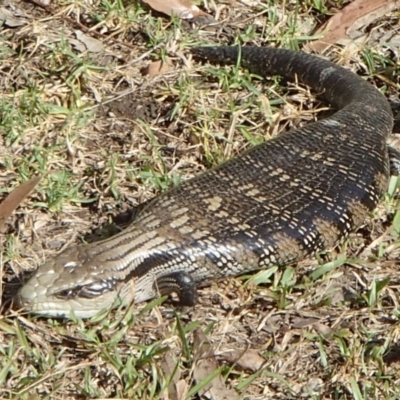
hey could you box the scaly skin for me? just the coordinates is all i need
[16,46,393,318]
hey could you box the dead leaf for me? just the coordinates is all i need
[0,176,41,232]
[68,38,87,53]
[219,348,265,372]
[141,58,172,77]
[314,322,333,336]
[192,14,219,26]
[160,352,183,400]
[142,0,206,19]
[75,30,104,53]
[176,380,189,400]
[0,6,27,27]
[291,317,320,329]
[192,328,240,400]
[307,0,400,53]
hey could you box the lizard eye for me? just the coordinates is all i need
[55,279,117,300]
[79,279,117,298]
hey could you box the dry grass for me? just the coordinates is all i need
[1,0,400,398]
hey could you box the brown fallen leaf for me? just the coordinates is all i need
[160,352,184,400]
[176,380,189,400]
[291,317,320,329]
[219,347,265,372]
[0,6,27,27]
[141,58,172,77]
[307,0,400,53]
[0,176,41,232]
[75,30,104,53]
[313,322,333,336]
[142,0,207,19]
[193,328,239,400]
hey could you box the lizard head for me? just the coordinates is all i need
[15,245,130,319]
